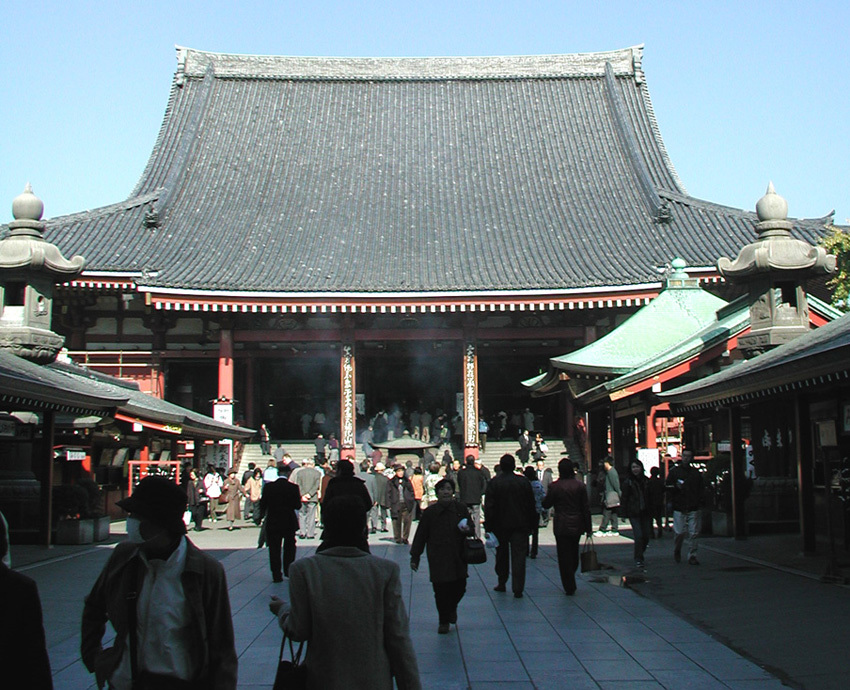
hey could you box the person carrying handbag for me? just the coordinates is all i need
[409,479,474,634]
[269,496,421,689]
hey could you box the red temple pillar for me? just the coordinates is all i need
[340,343,357,461]
[462,342,479,459]
[244,356,255,427]
[218,329,234,401]
[646,406,659,449]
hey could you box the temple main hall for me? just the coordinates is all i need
[27,45,833,456]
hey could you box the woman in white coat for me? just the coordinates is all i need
[270,495,421,689]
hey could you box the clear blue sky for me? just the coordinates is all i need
[1,1,847,225]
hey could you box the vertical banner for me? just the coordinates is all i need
[340,343,357,459]
[463,342,479,452]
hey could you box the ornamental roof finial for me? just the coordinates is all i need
[12,183,44,224]
[755,181,789,224]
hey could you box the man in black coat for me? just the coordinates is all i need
[387,464,416,544]
[457,454,488,538]
[484,454,538,598]
[517,430,532,465]
[260,465,302,581]
[665,450,704,565]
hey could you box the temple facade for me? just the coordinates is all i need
[10,46,834,458]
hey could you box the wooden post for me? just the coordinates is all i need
[462,342,479,459]
[646,407,659,449]
[39,410,55,547]
[244,356,255,428]
[729,406,746,540]
[340,343,357,461]
[218,329,234,401]
[795,395,816,553]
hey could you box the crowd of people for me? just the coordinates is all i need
[0,440,707,689]
[592,449,705,568]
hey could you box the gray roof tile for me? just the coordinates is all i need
[10,46,831,295]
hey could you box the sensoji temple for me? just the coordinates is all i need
[18,45,836,461]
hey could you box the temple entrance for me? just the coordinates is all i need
[357,341,461,438]
[252,353,341,440]
[165,361,217,416]
[477,351,567,440]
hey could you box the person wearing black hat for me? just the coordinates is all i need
[81,475,237,689]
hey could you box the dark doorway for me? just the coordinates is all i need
[254,353,340,440]
[357,341,461,421]
[477,351,565,439]
[165,361,217,416]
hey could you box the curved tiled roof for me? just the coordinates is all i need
[661,311,850,410]
[19,46,832,295]
[550,281,729,376]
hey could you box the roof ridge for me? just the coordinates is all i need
[175,45,644,81]
[659,189,835,226]
[34,190,162,227]
[637,69,687,195]
[153,68,215,217]
[603,62,664,222]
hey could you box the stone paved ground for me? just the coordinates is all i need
[14,515,848,689]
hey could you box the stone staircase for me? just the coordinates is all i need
[477,437,583,472]
[236,441,317,477]
[237,436,584,478]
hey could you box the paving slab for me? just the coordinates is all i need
[12,516,843,689]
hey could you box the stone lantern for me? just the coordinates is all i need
[717,183,836,354]
[0,185,85,362]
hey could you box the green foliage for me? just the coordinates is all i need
[52,484,88,522]
[820,226,850,311]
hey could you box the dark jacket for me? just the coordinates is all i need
[260,478,302,533]
[619,474,649,519]
[542,477,592,537]
[483,472,538,534]
[81,540,236,689]
[456,465,488,505]
[374,472,390,508]
[323,475,373,514]
[185,477,204,507]
[0,564,52,689]
[537,467,554,493]
[647,476,666,509]
[359,471,377,502]
[409,500,471,583]
[517,434,532,463]
[387,476,416,516]
[665,462,704,512]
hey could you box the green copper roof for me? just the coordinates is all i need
[551,262,727,377]
[572,296,749,405]
[524,256,841,404]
